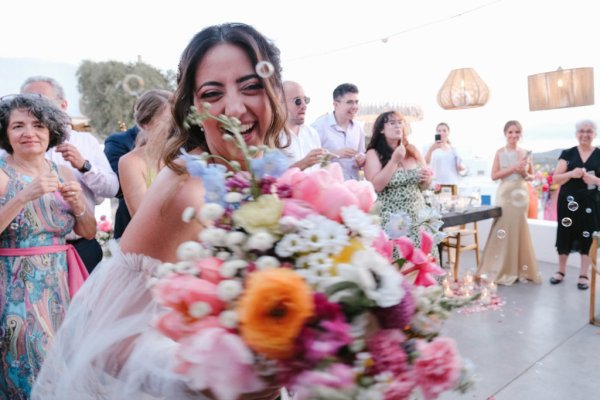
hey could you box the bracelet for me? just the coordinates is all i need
[74,209,86,219]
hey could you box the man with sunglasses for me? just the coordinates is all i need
[20,76,119,273]
[280,81,326,172]
[311,82,366,180]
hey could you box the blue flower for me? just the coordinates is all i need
[250,150,289,179]
[181,150,227,205]
[384,211,412,239]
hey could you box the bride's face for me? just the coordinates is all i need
[193,43,273,164]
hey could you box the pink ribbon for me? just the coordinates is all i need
[0,244,89,297]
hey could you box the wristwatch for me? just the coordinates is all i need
[79,160,92,173]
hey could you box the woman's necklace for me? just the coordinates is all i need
[9,155,50,177]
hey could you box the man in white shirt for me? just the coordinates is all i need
[21,76,119,272]
[281,81,326,172]
[311,83,366,180]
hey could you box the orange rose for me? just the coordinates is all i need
[238,268,314,360]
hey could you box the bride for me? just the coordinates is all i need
[32,23,288,400]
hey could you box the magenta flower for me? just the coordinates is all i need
[384,371,418,400]
[414,337,462,400]
[395,230,444,287]
[366,329,410,376]
[374,279,416,329]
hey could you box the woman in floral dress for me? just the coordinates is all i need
[0,94,95,398]
[364,111,435,253]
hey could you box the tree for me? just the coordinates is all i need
[77,60,175,139]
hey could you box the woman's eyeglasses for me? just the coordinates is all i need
[578,129,595,134]
[293,96,310,106]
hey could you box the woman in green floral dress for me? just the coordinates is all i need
[364,111,436,256]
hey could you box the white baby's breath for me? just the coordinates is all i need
[217,280,243,301]
[156,262,175,278]
[219,310,239,328]
[199,227,228,247]
[216,251,231,261]
[255,255,280,270]
[200,203,225,222]
[174,261,197,275]
[225,231,246,248]
[188,302,213,318]
[176,241,205,261]
[245,231,275,251]
[181,206,197,223]
[220,259,248,278]
[224,192,244,203]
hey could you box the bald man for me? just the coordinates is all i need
[280,81,327,172]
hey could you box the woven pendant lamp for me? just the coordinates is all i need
[437,68,490,110]
[528,67,594,111]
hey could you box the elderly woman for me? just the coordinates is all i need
[550,120,600,290]
[0,94,96,398]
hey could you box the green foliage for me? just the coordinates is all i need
[77,60,175,139]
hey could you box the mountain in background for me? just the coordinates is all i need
[532,149,561,167]
[0,57,81,115]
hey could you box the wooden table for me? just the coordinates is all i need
[441,205,502,229]
[438,205,502,269]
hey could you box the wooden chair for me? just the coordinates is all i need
[439,184,480,281]
[589,232,600,326]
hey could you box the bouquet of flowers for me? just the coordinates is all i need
[95,215,114,254]
[150,106,475,400]
[532,164,558,206]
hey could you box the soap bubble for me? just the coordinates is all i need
[255,61,275,78]
[561,217,573,227]
[583,231,590,238]
[510,188,529,208]
[586,208,592,214]
[566,195,574,202]
[496,229,506,239]
[567,201,579,212]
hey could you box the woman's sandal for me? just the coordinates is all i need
[577,275,589,290]
[549,271,565,285]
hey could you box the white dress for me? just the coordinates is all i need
[31,242,208,399]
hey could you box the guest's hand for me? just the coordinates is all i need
[59,180,86,215]
[55,143,86,171]
[333,147,358,158]
[582,171,598,186]
[571,167,585,179]
[19,171,60,202]
[418,167,433,185]
[391,144,406,165]
[354,152,366,167]
[301,148,328,169]
[513,159,527,175]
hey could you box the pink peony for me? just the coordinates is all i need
[152,275,224,319]
[281,198,318,219]
[291,363,355,400]
[366,329,409,376]
[98,215,113,233]
[176,327,265,400]
[278,163,376,222]
[395,230,445,287]
[414,337,462,400]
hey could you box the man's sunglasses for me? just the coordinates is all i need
[293,96,310,106]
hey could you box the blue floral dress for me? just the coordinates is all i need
[0,157,73,399]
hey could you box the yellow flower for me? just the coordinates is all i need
[232,195,283,234]
[331,237,365,265]
[238,268,314,360]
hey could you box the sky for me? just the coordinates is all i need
[2,0,598,161]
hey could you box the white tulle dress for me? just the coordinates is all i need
[31,242,209,399]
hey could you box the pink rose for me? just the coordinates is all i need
[292,363,355,400]
[384,371,418,400]
[281,198,318,219]
[414,337,461,400]
[154,313,220,341]
[176,327,265,400]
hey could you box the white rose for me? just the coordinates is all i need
[225,231,247,248]
[245,231,275,251]
[188,302,213,318]
[181,207,197,223]
[176,241,204,261]
[224,192,244,203]
[220,259,248,278]
[156,262,175,278]
[219,310,239,328]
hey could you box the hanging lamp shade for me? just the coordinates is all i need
[527,67,594,111]
[437,68,490,110]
